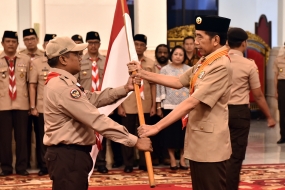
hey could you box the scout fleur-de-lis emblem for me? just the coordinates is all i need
[78,35,82,39]
[30,29,33,33]
[196,17,202,24]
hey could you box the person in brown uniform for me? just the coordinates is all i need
[21,28,45,169]
[274,45,285,144]
[130,16,232,189]
[42,34,56,50]
[43,36,152,190]
[0,31,30,176]
[118,34,156,173]
[183,36,200,66]
[226,27,276,190]
[29,56,50,176]
[78,31,108,173]
[71,34,84,56]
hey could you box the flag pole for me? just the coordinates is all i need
[120,0,155,187]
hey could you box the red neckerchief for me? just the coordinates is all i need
[45,72,60,85]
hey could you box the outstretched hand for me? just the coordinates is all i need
[137,124,160,137]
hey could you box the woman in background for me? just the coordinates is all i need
[156,45,190,170]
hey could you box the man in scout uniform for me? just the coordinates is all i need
[43,34,57,50]
[130,15,232,189]
[183,36,200,66]
[29,56,50,176]
[0,31,30,176]
[274,43,285,144]
[78,31,108,173]
[151,44,170,166]
[118,34,156,173]
[226,27,276,190]
[43,36,152,190]
[21,28,45,169]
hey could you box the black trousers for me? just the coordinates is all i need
[226,105,250,190]
[109,110,123,165]
[27,114,40,167]
[95,138,107,166]
[150,115,169,162]
[278,80,285,139]
[45,145,93,190]
[36,113,47,169]
[190,160,226,190]
[0,110,29,172]
[121,113,150,167]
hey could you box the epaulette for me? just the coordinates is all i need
[59,75,74,86]
[246,58,254,62]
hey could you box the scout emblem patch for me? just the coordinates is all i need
[280,68,283,72]
[196,17,202,24]
[70,89,81,99]
[198,71,205,79]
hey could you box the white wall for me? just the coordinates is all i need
[45,0,116,50]
[219,0,279,47]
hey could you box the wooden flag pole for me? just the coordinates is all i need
[133,74,156,188]
[120,0,155,187]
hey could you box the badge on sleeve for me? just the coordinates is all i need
[70,89,81,99]
[198,71,205,79]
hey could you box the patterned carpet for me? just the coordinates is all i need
[1,164,285,190]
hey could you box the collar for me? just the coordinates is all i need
[0,51,16,59]
[49,68,78,85]
[228,49,243,56]
[202,46,229,61]
[83,53,103,61]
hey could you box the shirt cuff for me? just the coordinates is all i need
[115,86,128,97]
[125,133,138,147]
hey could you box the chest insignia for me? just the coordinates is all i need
[198,71,205,79]
[2,73,6,78]
[70,89,81,99]
[82,71,87,75]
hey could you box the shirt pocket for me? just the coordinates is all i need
[17,67,27,80]
[191,121,214,133]
[80,65,91,79]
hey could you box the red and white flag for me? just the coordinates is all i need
[88,0,139,179]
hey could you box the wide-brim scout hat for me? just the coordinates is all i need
[134,34,147,45]
[44,34,57,42]
[195,15,231,33]
[46,36,88,59]
[3,31,18,40]
[86,31,100,42]
[23,28,37,37]
[227,27,248,42]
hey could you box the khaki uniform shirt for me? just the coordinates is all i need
[274,55,285,80]
[122,56,155,114]
[19,48,45,61]
[29,56,50,113]
[43,68,138,146]
[179,46,232,162]
[78,53,106,91]
[0,51,30,110]
[228,49,260,105]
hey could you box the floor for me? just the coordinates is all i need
[244,118,285,164]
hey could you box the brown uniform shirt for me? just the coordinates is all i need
[29,56,50,113]
[43,68,138,146]
[228,49,260,105]
[78,53,106,91]
[274,55,285,80]
[179,46,232,162]
[122,56,155,114]
[19,48,45,61]
[0,51,30,110]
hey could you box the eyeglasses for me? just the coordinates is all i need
[23,37,36,42]
[88,42,100,46]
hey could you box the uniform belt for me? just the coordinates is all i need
[228,104,248,108]
[49,143,92,153]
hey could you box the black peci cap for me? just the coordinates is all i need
[133,34,147,45]
[86,31,100,42]
[3,31,18,40]
[23,28,37,38]
[227,27,248,42]
[195,15,231,33]
[71,34,83,43]
[44,34,57,42]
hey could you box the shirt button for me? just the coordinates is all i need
[200,127,204,130]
